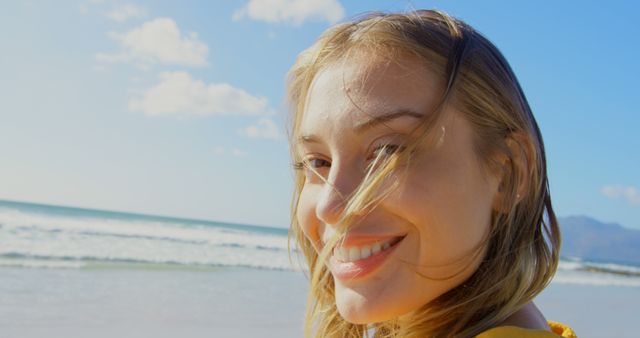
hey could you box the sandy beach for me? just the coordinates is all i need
[1,265,638,338]
[1,267,307,338]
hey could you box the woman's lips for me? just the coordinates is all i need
[329,235,406,281]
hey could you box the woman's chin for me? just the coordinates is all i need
[337,304,382,324]
[335,289,398,324]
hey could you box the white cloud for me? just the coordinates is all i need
[231,148,247,157]
[233,0,345,26]
[601,185,640,206]
[213,146,226,156]
[212,146,247,158]
[96,17,208,67]
[129,71,271,117]
[79,4,90,15]
[79,0,106,16]
[106,4,147,22]
[239,118,282,139]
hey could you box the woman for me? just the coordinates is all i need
[286,10,576,338]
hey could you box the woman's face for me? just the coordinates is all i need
[295,54,501,324]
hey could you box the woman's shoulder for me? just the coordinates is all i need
[476,321,577,338]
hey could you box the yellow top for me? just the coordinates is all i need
[476,321,577,338]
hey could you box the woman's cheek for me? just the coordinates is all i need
[297,185,322,252]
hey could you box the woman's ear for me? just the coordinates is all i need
[492,132,535,213]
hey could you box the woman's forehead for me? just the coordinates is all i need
[299,55,442,135]
[310,53,437,94]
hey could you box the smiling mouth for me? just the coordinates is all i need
[333,236,405,263]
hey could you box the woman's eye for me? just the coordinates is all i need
[371,144,405,159]
[307,158,330,169]
[292,157,331,181]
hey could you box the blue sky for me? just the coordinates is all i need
[0,0,638,229]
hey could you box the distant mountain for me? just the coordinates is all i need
[558,215,640,266]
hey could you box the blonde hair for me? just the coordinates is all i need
[286,10,560,338]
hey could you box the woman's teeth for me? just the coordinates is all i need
[333,237,399,262]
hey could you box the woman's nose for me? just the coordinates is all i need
[315,163,362,226]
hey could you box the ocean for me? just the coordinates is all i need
[1,199,639,337]
[1,199,638,286]
[0,199,295,272]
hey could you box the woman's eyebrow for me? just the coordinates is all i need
[297,109,423,145]
[298,134,321,145]
[353,109,423,133]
